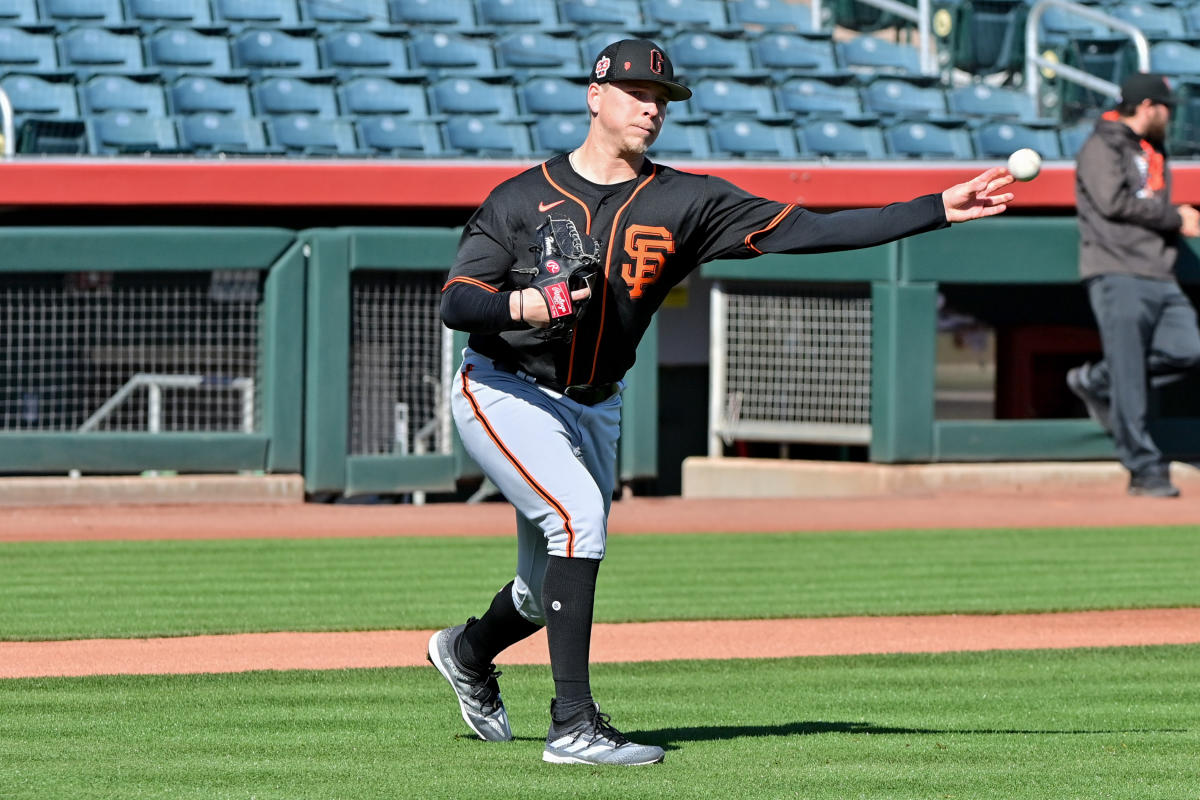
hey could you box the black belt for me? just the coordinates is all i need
[492,361,619,406]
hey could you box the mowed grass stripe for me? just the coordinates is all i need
[1,645,1198,799]
[2,526,1198,641]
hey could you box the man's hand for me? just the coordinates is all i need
[1179,203,1200,238]
[943,167,1016,223]
[510,285,593,327]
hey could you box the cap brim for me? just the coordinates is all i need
[654,80,692,102]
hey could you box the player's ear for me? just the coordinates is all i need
[586,83,603,117]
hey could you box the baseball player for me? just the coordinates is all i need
[429,38,1015,766]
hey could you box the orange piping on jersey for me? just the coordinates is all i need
[460,365,578,556]
[577,166,657,386]
[442,276,500,293]
[745,204,797,254]
[541,163,592,235]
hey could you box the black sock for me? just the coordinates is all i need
[456,580,543,673]
[542,555,600,721]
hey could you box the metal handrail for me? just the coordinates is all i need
[0,86,14,158]
[811,0,936,75]
[1025,0,1150,116]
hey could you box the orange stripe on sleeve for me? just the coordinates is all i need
[442,276,500,293]
[744,203,797,254]
[460,365,578,557]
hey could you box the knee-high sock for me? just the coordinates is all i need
[456,580,542,672]
[542,555,600,720]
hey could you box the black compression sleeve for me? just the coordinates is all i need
[758,193,949,254]
[440,282,519,334]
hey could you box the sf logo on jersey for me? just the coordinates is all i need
[622,225,675,299]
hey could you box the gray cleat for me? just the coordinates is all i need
[542,701,665,766]
[427,621,512,742]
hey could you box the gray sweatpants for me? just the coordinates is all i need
[1085,274,1200,473]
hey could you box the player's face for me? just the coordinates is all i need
[593,81,669,155]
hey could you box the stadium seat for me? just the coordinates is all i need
[169,75,254,116]
[338,75,431,115]
[831,0,904,33]
[125,0,213,26]
[428,76,520,117]
[0,72,79,117]
[79,74,168,115]
[356,115,444,156]
[145,27,234,76]
[667,32,758,76]
[443,114,531,156]
[936,0,1026,76]
[560,0,646,29]
[646,119,710,159]
[776,76,864,117]
[973,120,1062,159]
[0,0,39,25]
[39,0,125,26]
[388,0,477,28]
[1150,40,1200,78]
[1108,2,1185,40]
[689,77,781,118]
[232,28,322,74]
[299,0,388,25]
[57,27,147,76]
[0,27,60,73]
[476,0,564,29]
[861,76,948,119]
[885,119,974,159]
[177,113,273,153]
[517,75,588,115]
[530,114,586,154]
[87,111,179,153]
[1186,4,1200,35]
[212,0,301,27]
[642,0,735,33]
[1057,118,1095,159]
[494,30,583,77]
[837,35,921,74]
[751,32,838,76]
[800,117,887,158]
[409,30,500,77]
[252,75,338,117]
[1036,0,1108,49]
[1058,35,1137,119]
[709,117,798,159]
[726,0,816,32]
[266,114,361,154]
[319,28,415,76]
[1169,77,1200,156]
[946,83,1037,122]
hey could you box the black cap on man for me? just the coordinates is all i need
[589,39,692,101]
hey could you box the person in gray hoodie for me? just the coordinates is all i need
[1067,73,1200,497]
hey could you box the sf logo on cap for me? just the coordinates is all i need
[594,56,610,78]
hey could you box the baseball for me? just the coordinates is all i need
[1007,148,1041,181]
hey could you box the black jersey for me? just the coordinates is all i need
[442,153,948,388]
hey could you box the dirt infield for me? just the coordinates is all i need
[2,492,1198,678]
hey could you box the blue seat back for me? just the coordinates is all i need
[299,0,388,24]
[0,0,40,25]
[647,121,710,159]
[126,0,212,26]
[560,0,644,28]
[885,120,974,159]
[476,0,559,27]
[146,27,233,75]
[178,113,270,152]
[0,72,79,116]
[213,0,301,26]
[409,31,497,75]
[253,76,339,117]
[517,76,587,114]
[339,76,430,115]
[837,35,920,74]
[388,0,475,26]
[1108,2,1185,39]
[267,114,360,153]
[232,28,321,73]
[801,118,886,158]
[973,121,1063,159]
[946,83,1036,120]
[752,33,837,73]
[41,0,125,26]
[643,0,729,30]
[776,77,863,116]
[861,77,947,117]
[531,114,586,154]
[319,29,411,73]
[357,115,444,155]
[80,74,168,115]
[1150,40,1200,77]
[428,76,518,116]
[88,111,179,153]
[691,77,777,116]
[169,75,254,116]
[667,31,754,74]
[444,114,530,156]
[0,27,59,71]
[58,26,145,72]
[710,118,798,158]
[494,30,582,76]
[727,0,814,31]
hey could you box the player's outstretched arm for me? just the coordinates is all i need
[942,167,1016,223]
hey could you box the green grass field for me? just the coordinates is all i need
[2,524,1198,798]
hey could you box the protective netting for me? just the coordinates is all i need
[0,270,261,432]
[350,271,450,456]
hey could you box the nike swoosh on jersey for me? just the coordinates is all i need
[538,200,566,212]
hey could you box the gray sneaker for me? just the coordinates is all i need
[542,702,665,766]
[426,621,512,742]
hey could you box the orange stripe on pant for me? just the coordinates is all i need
[459,365,578,557]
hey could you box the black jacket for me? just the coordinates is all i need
[1075,117,1182,281]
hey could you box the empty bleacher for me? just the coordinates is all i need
[1,0,1199,158]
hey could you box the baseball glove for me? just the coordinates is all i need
[517,215,601,340]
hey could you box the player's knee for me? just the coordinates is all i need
[511,579,546,626]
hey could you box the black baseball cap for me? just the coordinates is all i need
[589,38,692,101]
[1119,72,1175,108]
